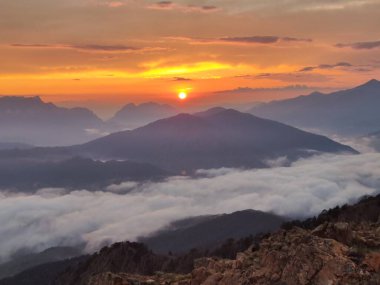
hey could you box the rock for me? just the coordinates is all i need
[364,252,380,272]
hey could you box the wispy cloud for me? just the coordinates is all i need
[299,62,352,72]
[172,77,192,81]
[211,0,380,13]
[336,40,380,50]
[167,35,312,46]
[215,85,313,94]
[253,72,332,83]
[147,1,219,13]
[10,43,167,54]
[220,36,312,44]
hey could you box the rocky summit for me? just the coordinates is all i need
[82,196,380,285]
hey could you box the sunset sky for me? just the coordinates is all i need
[1,0,380,115]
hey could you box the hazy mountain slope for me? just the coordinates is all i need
[108,102,178,130]
[0,143,33,150]
[140,210,286,254]
[77,108,356,171]
[0,96,105,146]
[0,256,88,285]
[0,247,82,280]
[250,79,380,136]
[0,157,168,192]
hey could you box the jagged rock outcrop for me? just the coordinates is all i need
[189,226,379,285]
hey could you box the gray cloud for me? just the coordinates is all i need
[152,1,173,9]
[336,40,380,50]
[251,72,333,84]
[215,85,313,94]
[299,62,352,72]
[166,35,312,46]
[221,36,279,44]
[205,0,379,13]
[9,43,165,53]
[148,1,219,13]
[219,36,312,44]
[1,152,380,261]
[172,77,192,81]
[72,44,138,51]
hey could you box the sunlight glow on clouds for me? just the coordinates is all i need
[0,0,379,105]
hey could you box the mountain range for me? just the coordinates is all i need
[0,108,355,174]
[2,80,380,147]
[75,108,355,171]
[108,102,178,130]
[250,79,380,136]
[0,96,104,146]
[0,97,179,146]
[0,104,357,193]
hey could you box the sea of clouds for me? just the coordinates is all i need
[1,150,380,261]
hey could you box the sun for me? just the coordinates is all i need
[178,91,188,100]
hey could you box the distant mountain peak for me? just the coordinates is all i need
[0,95,43,103]
[109,101,178,129]
[0,95,104,146]
[193,107,226,117]
[249,79,380,136]
[140,102,168,107]
[357,78,380,89]
[0,96,50,110]
[366,78,380,84]
[309,91,324,97]
[119,102,174,110]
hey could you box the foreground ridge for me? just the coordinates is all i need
[75,195,380,285]
[88,224,380,285]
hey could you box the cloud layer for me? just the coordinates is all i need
[1,152,380,261]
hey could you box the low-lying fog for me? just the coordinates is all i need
[0,146,379,262]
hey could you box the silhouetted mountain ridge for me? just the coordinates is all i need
[78,108,356,171]
[139,209,286,254]
[108,102,178,130]
[0,96,105,146]
[250,79,380,135]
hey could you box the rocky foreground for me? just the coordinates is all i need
[60,195,380,285]
[88,225,380,285]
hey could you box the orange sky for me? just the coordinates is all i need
[1,0,380,115]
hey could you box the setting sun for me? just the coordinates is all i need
[178,91,188,100]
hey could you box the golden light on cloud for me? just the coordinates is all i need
[142,62,231,78]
